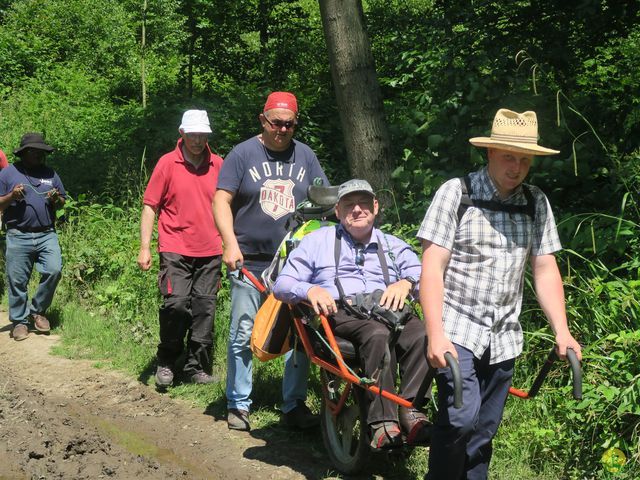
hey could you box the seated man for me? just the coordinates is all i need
[273,179,430,449]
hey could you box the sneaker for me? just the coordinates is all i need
[189,371,218,385]
[281,400,320,429]
[32,314,50,333]
[11,323,29,341]
[369,421,402,450]
[155,366,174,388]
[227,408,250,431]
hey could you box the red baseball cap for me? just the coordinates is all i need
[263,92,298,114]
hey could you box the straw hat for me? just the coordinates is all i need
[469,108,559,156]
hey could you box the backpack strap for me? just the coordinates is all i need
[457,175,536,222]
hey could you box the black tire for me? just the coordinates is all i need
[320,371,370,474]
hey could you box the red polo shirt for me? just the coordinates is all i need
[143,139,223,257]
[0,150,8,169]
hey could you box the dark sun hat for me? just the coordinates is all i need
[13,132,55,156]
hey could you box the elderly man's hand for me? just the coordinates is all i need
[379,279,412,311]
[137,247,152,271]
[307,286,337,316]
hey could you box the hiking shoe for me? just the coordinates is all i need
[155,366,174,388]
[281,400,320,429]
[369,421,402,450]
[32,314,50,333]
[11,324,29,341]
[189,371,218,385]
[399,406,431,445]
[227,409,250,431]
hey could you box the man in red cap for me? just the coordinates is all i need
[214,91,328,431]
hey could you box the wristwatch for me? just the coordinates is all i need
[404,276,418,289]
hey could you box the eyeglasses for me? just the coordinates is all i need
[264,116,297,131]
[354,243,365,266]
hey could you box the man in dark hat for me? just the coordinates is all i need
[0,133,65,341]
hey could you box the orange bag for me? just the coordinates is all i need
[251,293,294,361]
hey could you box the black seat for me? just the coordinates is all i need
[309,326,359,365]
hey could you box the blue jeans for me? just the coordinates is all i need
[6,229,62,325]
[425,344,515,480]
[225,270,310,413]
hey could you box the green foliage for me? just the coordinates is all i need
[1,0,639,477]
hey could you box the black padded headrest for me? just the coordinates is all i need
[307,185,339,207]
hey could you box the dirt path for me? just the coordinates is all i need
[0,309,330,480]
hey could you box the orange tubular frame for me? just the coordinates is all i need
[291,309,414,410]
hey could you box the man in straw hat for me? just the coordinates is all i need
[0,133,65,341]
[214,91,328,431]
[138,109,224,388]
[417,109,582,479]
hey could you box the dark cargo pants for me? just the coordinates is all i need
[156,252,222,377]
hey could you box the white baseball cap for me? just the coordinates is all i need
[179,110,212,134]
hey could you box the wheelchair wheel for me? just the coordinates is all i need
[320,370,370,474]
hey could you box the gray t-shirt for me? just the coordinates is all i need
[217,136,328,270]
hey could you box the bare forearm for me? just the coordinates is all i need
[213,191,239,250]
[0,193,13,212]
[532,255,569,334]
[139,204,156,248]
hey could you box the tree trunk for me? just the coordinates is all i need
[319,0,393,198]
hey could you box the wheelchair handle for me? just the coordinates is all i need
[445,351,463,409]
[412,350,463,410]
[566,348,582,400]
[516,347,582,400]
[236,262,268,295]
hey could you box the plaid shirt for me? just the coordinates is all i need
[417,167,562,363]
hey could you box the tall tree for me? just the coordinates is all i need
[319,0,392,194]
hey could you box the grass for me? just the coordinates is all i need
[13,199,637,479]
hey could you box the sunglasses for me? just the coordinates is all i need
[354,243,365,266]
[264,116,297,131]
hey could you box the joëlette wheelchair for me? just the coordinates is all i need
[240,184,582,475]
[241,184,462,474]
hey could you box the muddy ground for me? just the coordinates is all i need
[0,309,341,480]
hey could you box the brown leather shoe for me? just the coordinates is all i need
[11,323,29,341]
[32,314,50,333]
[399,407,431,445]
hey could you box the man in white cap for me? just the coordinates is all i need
[138,109,224,388]
[418,109,582,479]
